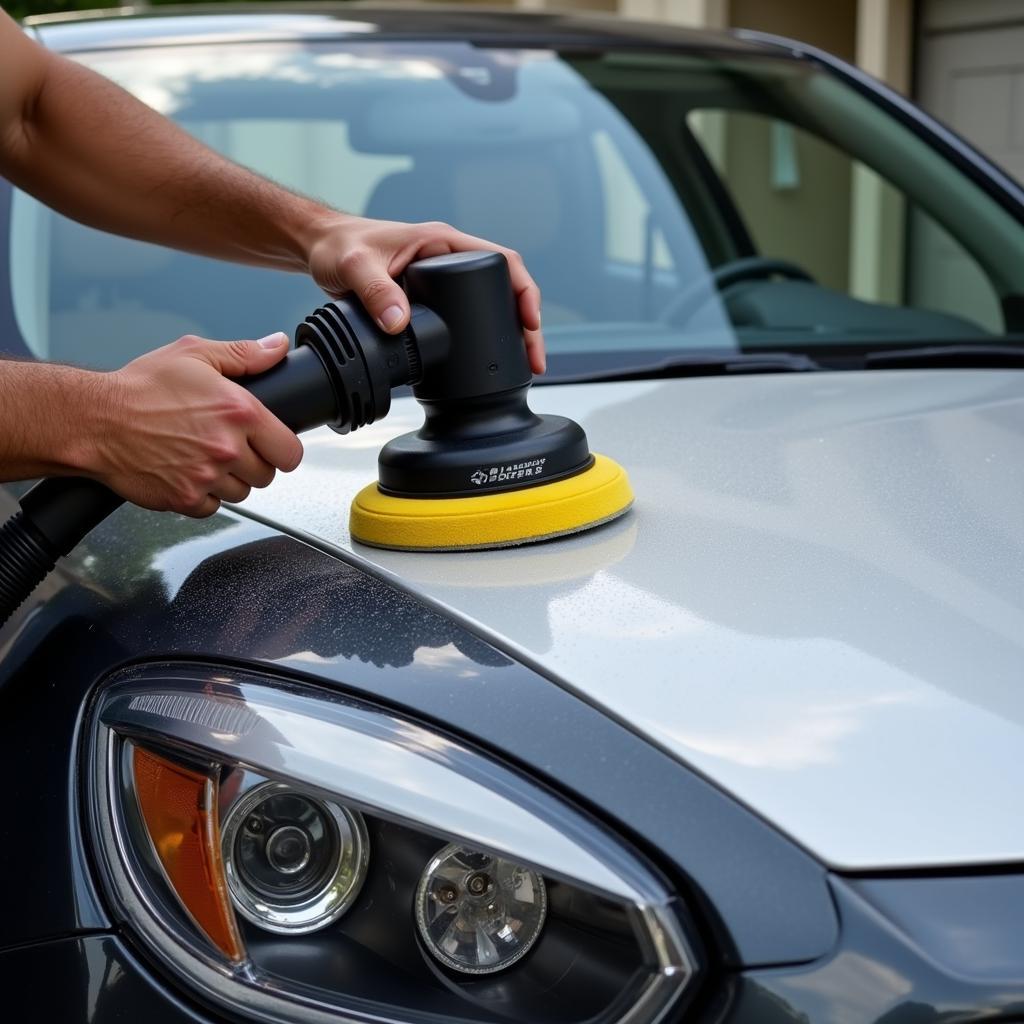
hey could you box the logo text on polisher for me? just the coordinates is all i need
[470,458,547,486]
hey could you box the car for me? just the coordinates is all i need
[3,4,1024,1021]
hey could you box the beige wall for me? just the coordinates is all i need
[617,0,728,26]
[713,1,857,294]
[517,0,618,11]
[716,115,854,293]
[729,0,858,61]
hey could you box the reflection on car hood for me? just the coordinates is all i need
[242,370,1024,870]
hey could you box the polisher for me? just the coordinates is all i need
[0,251,633,624]
[349,251,633,550]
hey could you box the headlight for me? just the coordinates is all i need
[87,665,700,1024]
[221,781,369,934]
[416,843,547,974]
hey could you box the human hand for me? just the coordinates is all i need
[90,333,302,517]
[305,214,546,374]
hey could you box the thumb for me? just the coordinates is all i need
[345,263,410,334]
[186,332,290,376]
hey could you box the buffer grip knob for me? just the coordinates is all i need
[405,251,530,403]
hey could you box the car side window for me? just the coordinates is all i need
[687,109,1004,333]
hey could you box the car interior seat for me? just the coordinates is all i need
[365,168,453,226]
[365,149,601,323]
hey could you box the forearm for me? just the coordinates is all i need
[2,52,331,273]
[1,333,300,517]
[0,8,544,358]
[0,358,110,481]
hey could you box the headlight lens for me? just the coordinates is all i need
[87,666,700,1024]
[416,843,547,974]
[222,781,369,934]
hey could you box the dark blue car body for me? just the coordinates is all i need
[3,7,1024,1022]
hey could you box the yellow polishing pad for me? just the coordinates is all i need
[350,453,634,552]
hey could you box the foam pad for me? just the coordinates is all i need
[350,453,634,552]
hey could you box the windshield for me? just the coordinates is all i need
[7,39,1024,376]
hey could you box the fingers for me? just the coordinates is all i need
[419,225,542,326]
[481,244,545,372]
[108,333,304,520]
[248,402,304,474]
[500,249,543,333]
[211,475,252,505]
[230,448,277,490]
[168,334,302,472]
[311,216,546,365]
[422,226,546,373]
[523,327,546,376]
[182,494,221,519]
[178,332,290,376]
[180,460,269,517]
[338,249,411,333]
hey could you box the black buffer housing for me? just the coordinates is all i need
[379,251,592,498]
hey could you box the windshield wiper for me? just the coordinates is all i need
[547,351,821,384]
[864,344,1024,370]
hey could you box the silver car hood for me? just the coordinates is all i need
[243,369,1024,871]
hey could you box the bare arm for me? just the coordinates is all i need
[0,9,543,364]
[0,335,303,517]
[0,10,545,518]
[0,19,316,275]
[0,359,107,482]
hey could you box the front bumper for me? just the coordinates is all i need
[8,874,1024,1024]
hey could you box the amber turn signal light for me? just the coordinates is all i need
[132,745,245,962]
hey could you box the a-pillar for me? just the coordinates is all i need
[849,0,913,304]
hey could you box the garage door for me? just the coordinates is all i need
[909,0,1024,330]
[918,0,1024,182]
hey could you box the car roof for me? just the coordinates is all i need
[23,2,784,56]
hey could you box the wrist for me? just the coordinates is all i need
[60,369,126,479]
[292,207,353,272]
